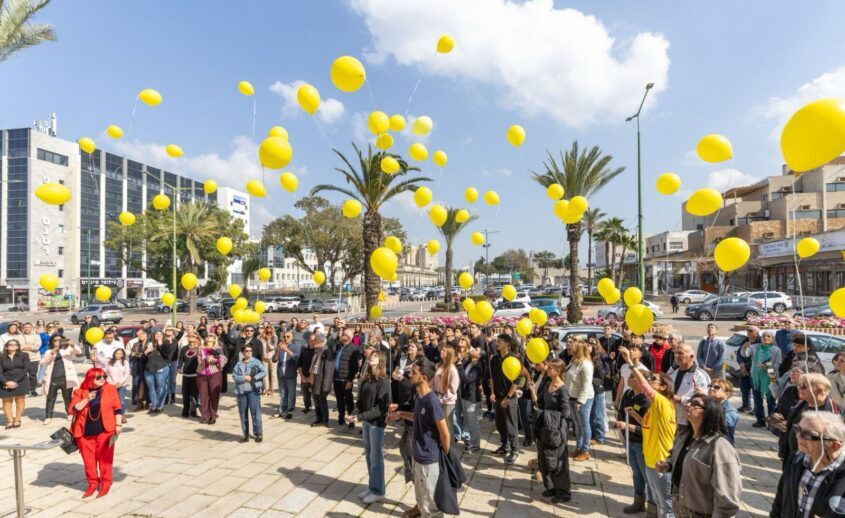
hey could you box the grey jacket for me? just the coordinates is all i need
[667,430,742,518]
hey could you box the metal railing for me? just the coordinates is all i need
[0,438,63,518]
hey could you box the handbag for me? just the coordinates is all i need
[50,425,78,454]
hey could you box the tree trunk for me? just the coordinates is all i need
[363,210,383,320]
[587,230,593,292]
[618,243,628,286]
[328,261,338,291]
[444,246,453,307]
[610,242,618,286]
[567,223,582,323]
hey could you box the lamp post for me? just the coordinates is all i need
[482,229,498,292]
[626,82,654,296]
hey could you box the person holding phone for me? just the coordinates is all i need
[40,335,82,425]
[742,329,782,428]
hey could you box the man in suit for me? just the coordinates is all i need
[273,330,301,419]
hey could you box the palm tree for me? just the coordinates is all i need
[0,0,56,63]
[597,217,626,285]
[533,250,559,286]
[531,142,624,322]
[312,144,428,315]
[616,232,637,287]
[240,256,261,299]
[582,208,605,293]
[436,208,478,306]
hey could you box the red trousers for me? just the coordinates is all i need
[77,433,115,486]
[198,372,222,421]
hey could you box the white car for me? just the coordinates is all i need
[674,290,713,304]
[267,296,300,312]
[493,291,531,306]
[724,329,845,378]
[493,301,534,318]
[598,300,664,319]
[743,291,793,313]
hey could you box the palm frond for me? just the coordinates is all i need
[0,0,55,63]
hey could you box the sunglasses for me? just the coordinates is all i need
[685,400,706,410]
[94,375,105,381]
[793,424,833,442]
[244,349,253,353]
[647,376,659,382]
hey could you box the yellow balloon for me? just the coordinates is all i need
[462,298,476,313]
[232,308,245,323]
[238,80,254,96]
[472,301,494,324]
[516,317,533,337]
[830,287,845,317]
[686,188,723,217]
[484,191,500,206]
[436,34,455,53]
[623,287,643,307]
[39,273,59,291]
[562,206,583,224]
[161,292,176,307]
[296,83,320,115]
[465,187,478,204]
[429,204,447,227]
[569,196,588,214]
[502,285,517,301]
[330,55,366,93]
[79,137,96,154]
[246,179,267,198]
[553,199,569,220]
[35,183,71,205]
[106,125,123,139]
[413,116,433,136]
[696,134,733,163]
[95,285,111,302]
[529,308,547,326]
[370,247,398,279]
[342,199,362,218]
[165,144,183,158]
[369,306,382,319]
[254,301,267,314]
[507,125,526,147]
[502,356,522,381]
[546,183,564,200]
[258,136,293,169]
[455,209,470,223]
[781,99,845,173]
[470,232,484,246]
[625,304,654,335]
[409,143,429,161]
[458,272,473,290]
[414,187,432,208]
[797,237,820,259]
[384,236,403,254]
[234,297,249,311]
[432,150,448,168]
[268,126,289,140]
[597,278,615,298]
[381,156,400,174]
[152,194,170,211]
[86,327,104,345]
[389,272,398,282]
[216,237,233,256]
[228,284,242,298]
[714,237,750,272]
[181,273,198,291]
[426,239,440,255]
[258,267,271,282]
[656,173,681,195]
[203,179,218,194]
[118,211,136,226]
[526,338,550,363]
[138,88,162,106]
[313,271,326,286]
[375,133,394,150]
[606,288,621,305]
[280,172,298,193]
[389,114,406,132]
[368,111,390,135]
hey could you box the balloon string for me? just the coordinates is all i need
[251,97,257,142]
[311,116,339,152]
[126,100,138,138]
[365,79,377,111]
[405,51,437,117]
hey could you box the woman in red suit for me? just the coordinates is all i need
[69,368,123,498]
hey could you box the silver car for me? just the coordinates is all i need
[598,300,664,319]
[674,290,713,304]
[70,304,124,325]
[322,299,350,313]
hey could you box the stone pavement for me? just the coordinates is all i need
[0,384,779,518]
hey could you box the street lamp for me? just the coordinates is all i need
[626,82,654,296]
[481,229,498,291]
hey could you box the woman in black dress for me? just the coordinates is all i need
[0,339,30,428]
[530,357,571,504]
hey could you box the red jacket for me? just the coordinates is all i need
[649,341,670,373]
[69,383,122,438]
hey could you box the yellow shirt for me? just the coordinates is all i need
[642,392,676,468]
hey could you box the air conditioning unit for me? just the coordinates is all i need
[763,209,771,218]
[838,176,845,182]
[800,204,811,210]
[838,203,845,209]
[763,232,775,239]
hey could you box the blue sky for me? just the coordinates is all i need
[3,0,845,271]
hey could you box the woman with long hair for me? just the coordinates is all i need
[105,349,130,423]
[353,324,365,347]
[260,323,277,396]
[40,335,82,425]
[453,337,470,444]
[530,358,571,504]
[178,333,201,418]
[348,351,390,504]
[197,335,226,424]
[433,346,460,443]
[69,368,123,497]
[197,316,209,339]
[565,339,595,461]
[0,339,29,428]
[143,331,173,414]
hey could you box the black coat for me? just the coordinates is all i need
[0,353,30,397]
[771,452,845,518]
[459,359,484,402]
[435,446,467,515]
[238,336,264,361]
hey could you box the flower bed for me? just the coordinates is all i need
[742,315,845,335]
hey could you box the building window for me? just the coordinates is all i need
[794,210,821,220]
[828,209,845,219]
[826,182,845,192]
[58,224,64,234]
[58,269,64,278]
[58,246,64,255]
[36,148,69,166]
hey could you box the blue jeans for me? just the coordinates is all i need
[738,375,752,410]
[452,397,466,441]
[279,377,297,414]
[645,467,674,518]
[628,442,652,502]
[362,421,386,496]
[237,390,263,436]
[589,390,606,443]
[116,386,126,413]
[517,397,534,444]
[168,360,178,401]
[753,388,776,424]
[144,367,169,410]
[462,399,480,448]
[130,360,145,405]
[570,398,594,452]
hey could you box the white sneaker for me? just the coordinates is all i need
[43,418,52,426]
[358,488,371,499]
[362,493,382,504]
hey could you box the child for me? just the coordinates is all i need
[708,378,738,445]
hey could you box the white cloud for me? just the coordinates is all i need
[706,168,762,191]
[753,65,845,139]
[481,167,513,178]
[269,80,346,124]
[348,0,670,127]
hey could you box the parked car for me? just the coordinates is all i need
[322,299,350,313]
[494,291,531,305]
[493,301,534,318]
[411,291,426,301]
[195,297,214,310]
[115,325,142,347]
[673,289,713,304]
[801,304,834,317]
[297,299,324,313]
[598,300,664,320]
[530,298,563,319]
[70,304,124,325]
[116,298,139,309]
[156,300,188,313]
[742,291,793,313]
[684,296,763,321]
[548,326,625,352]
[264,296,300,312]
[724,329,845,378]
[205,303,225,319]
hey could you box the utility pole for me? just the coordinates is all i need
[626,82,654,296]
[482,229,499,291]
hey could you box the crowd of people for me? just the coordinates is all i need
[1,313,844,516]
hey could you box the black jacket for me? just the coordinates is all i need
[238,336,264,361]
[780,398,843,464]
[459,359,484,402]
[771,452,845,518]
[434,446,467,515]
[779,349,822,377]
[333,342,361,381]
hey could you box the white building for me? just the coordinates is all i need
[594,239,640,269]
[214,187,250,286]
[645,231,693,259]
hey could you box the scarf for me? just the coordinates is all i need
[752,344,773,394]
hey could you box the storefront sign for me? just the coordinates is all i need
[80,278,125,288]
[757,229,845,258]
